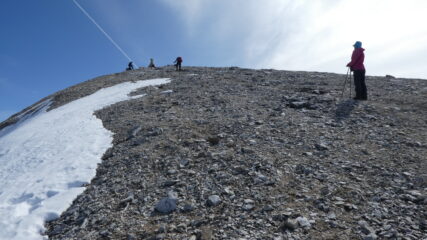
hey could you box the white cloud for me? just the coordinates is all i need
[159,0,206,36]
[159,0,427,78]
[83,0,427,78]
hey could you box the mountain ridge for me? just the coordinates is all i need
[1,66,426,239]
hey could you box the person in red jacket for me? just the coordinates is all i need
[347,41,367,100]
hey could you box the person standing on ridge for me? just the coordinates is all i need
[148,58,156,69]
[347,41,367,100]
[127,61,134,71]
[174,57,183,71]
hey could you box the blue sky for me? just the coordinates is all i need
[1,0,427,121]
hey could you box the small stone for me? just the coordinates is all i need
[155,234,165,240]
[296,216,311,228]
[157,224,167,233]
[289,101,310,109]
[207,136,220,145]
[383,225,392,231]
[254,173,268,184]
[303,152,313,156]
[120,192,135,205]
[99,230,110,237]
[363,233,378,240]
[180,203,194,213]
[295,164,311,175]
[207,195,221,206]
[223,187,234,195]
[334,196,345,201]
[282,218,299,231]
[50,224,65,235]
[155,197,177,214]
[262,205,274,212]
[242,204,254,211]
[162,180,179,187]
[326,212,336,220]
[359,220,375,235]
[419,219,427,230]
[315,143,329,151]
[200,226,213,240]
[127,234,137,240]
[179,158,189,168]
[167,190,178,199]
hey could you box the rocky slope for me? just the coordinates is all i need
[7,66,427,239]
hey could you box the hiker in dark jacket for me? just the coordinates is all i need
[347,41,367,100]
[127,61,134,71]
[148,58,156,69]
[174,57,183,71]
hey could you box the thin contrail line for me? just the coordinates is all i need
[72,0,137,67]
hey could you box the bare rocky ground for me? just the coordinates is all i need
[6,66,427,240]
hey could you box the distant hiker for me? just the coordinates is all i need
[126,61,134,71]
[347,41,367,100]
[148,58,156,69]
[174,57,183,71]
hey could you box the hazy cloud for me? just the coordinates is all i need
[159,0,206,36]
[160,0,427,78]
[84,0,427,79]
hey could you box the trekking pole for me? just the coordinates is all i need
[349,70,352,98]
[341,68,350,97]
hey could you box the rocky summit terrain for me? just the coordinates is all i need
[7,66,427,239]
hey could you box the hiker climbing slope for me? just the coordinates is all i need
[174,57,183,71]
[127,61,134,71]
[148,58,156,69]
[347,41,367,100]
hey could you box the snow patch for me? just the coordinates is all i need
[0,78,170,240]
[161,90,173,94]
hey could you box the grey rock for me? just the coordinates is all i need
[262,205,274,212]
[179,158,189,168]
[296,216,311,228]
[127,234,137,240]
[289,101,310,109]
[363,233,378,240]
[162,180,179,187]
[99,230,110,237]
[359,220,375,235]
[315,143,329,151]
[242,204,254,211]
[326,212,336,220]
[155,197,177,214]
[180,203,194,213]
[282,218,299,231]
[207,195,221,207]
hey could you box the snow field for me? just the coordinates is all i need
[0,78,170,240]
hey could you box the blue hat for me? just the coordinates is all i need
[353,41,362,48]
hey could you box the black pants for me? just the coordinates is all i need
[175,63,182,71]
[353,69,367,100]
